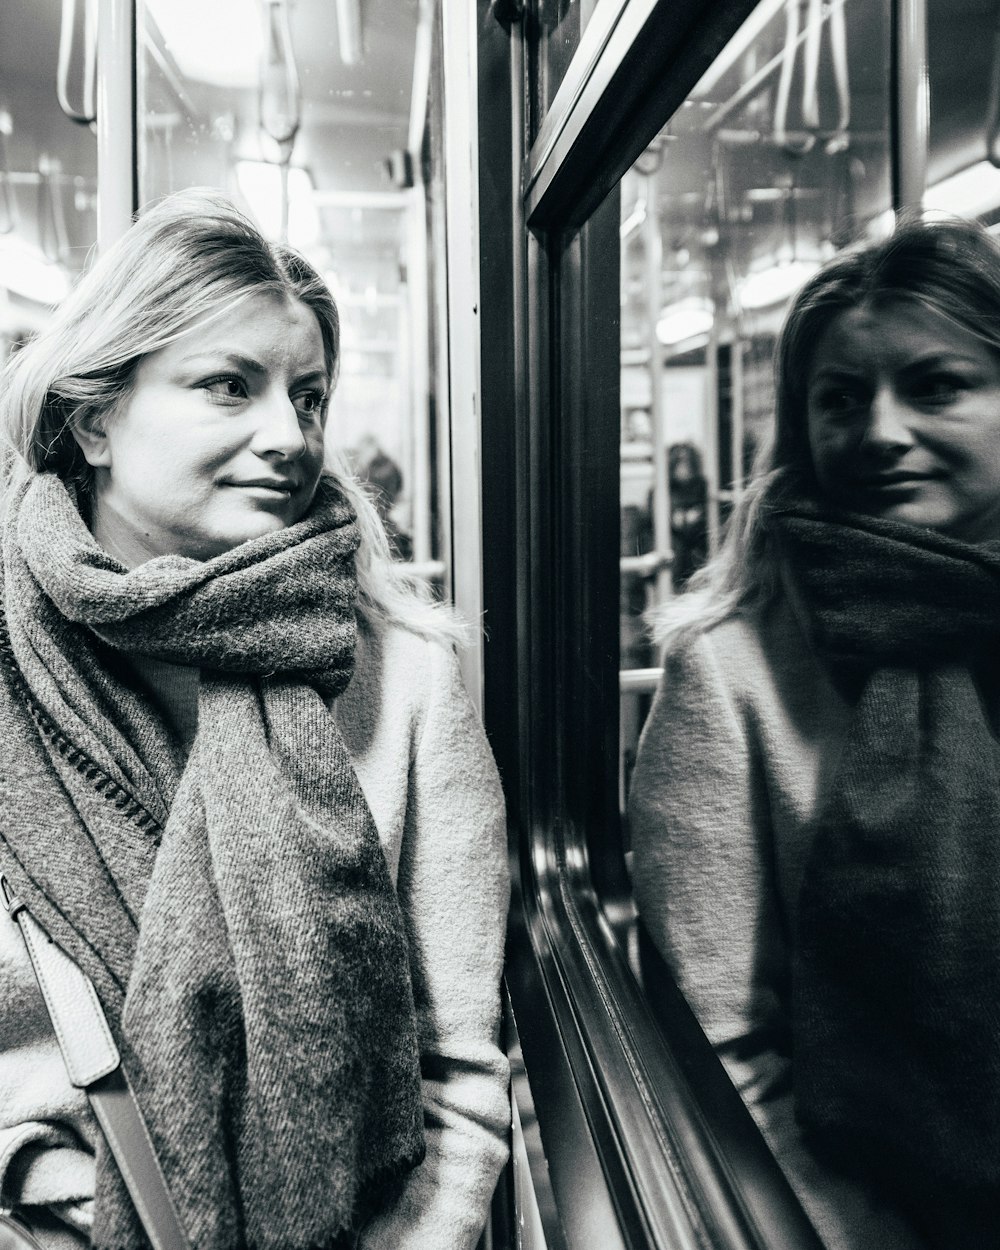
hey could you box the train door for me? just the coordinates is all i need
[474,0,1000,1247]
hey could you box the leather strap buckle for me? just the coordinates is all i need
[0,874,24,919]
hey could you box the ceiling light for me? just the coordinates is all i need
[143,0,263,88]
[922,161,1000,219]
[655,296,715,345]
[739,259,820,310]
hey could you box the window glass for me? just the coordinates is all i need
[0,0,98,357]
[527,0,602,142]
[137,0,445,573]
[618,0,892,816]
[925,0,1000,215]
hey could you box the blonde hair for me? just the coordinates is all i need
[649,215,1000,652]
[0,187,464,645]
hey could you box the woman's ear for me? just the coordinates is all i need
[70,411,111,468]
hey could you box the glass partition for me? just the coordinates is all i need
[0,0,99,358]
[137,0,445,574]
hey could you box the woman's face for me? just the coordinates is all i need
[806,301,1000,541]
[75,291,329,566]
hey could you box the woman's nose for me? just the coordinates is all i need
[250,392,307,461]
[861,386,916,454]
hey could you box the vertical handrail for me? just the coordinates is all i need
[704,329,721,557]
[441,0,485,709]
[407,0,435,565]
[985,7,1000,166]
[729,337,744,501]
[0,112,15,235]
[96,0,136,252]
[641,165,672,606]
[408,185,433,565]
[892,0,928,213]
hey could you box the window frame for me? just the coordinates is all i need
[479,1,834,1247]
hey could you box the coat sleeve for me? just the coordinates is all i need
[359,641,510,1250]
[628,630,789,1102]
[628,630,924,1250]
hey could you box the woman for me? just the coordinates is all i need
[629,217,1000,1250]
[0,189,509,1250]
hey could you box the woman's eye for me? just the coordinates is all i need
[911,374,964,404]
[202,375,248,402]
[814,388,864,416]
[293,389,326,416]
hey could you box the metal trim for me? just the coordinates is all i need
[96,0,136,250]
[523,0,758,230]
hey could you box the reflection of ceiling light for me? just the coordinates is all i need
[739,259,820,310]
[620,201,647,240]
[0,237,71,305]
[656,296,715,345]
[144,0,263,88]
[922,161,1000,218]
[235,161,319,244]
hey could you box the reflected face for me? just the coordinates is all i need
[806,302,1000,541]
[76,291,330,566]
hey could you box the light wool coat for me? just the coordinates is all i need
[0,623,510,1249]
[628,601,925,1250]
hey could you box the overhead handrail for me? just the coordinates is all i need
[258,0,302,241]
[259,0,302,149]
[773,0,851,155]
[57,0,98,126]
[37,155,71,265]
[774,0,814,154]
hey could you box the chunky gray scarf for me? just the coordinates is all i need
[773,501,1000,1246]
[0,465,424,1250]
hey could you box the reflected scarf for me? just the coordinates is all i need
[0,466,424,1250]
[773,501,1000,1241]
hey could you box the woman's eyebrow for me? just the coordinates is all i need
[180,352,327,381]
[898,351,982,370]
[181,350,268,376]
[808,367,864,384]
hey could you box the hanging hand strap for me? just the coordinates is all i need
[0,875,190,1250]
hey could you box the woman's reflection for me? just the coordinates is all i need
[629,217,1000,1250]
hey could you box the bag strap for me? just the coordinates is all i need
[0,874,190,1250]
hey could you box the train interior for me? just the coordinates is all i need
[2,0,997,1247]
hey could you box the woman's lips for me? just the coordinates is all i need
[224,478,297,495]
[854,471,939,490]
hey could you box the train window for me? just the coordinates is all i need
[618,0,892,830]
[137,0,449,580]
[488,0,1000,1244]
[0,0,98,358]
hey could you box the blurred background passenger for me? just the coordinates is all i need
[353,431,413,560]
[629,217,1000,1250]
[666,441,708,590]
[0,189,509,1250]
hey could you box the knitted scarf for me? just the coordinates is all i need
[772,501,1000,1243]
[0,465,424,1250]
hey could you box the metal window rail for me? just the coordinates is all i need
[619,667,662,695]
